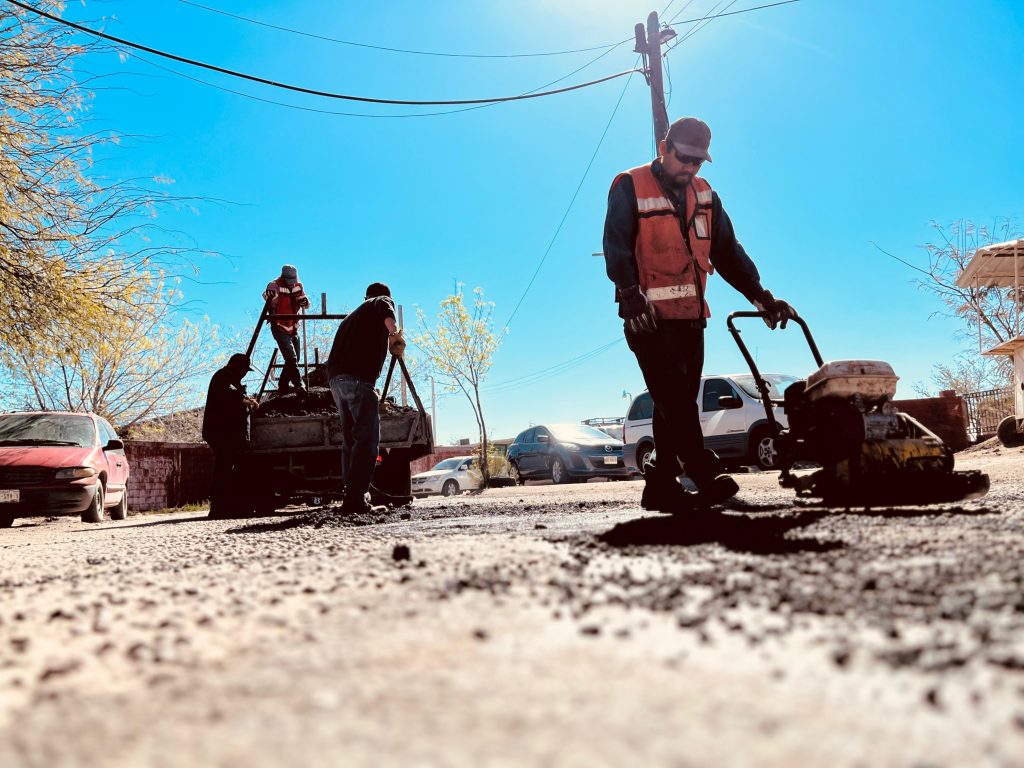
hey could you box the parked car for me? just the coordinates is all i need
[623,373,800,473]
[411,455,481,497]
[506,423,630,485]
[0,411,130,528]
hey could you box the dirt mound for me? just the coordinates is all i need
[254,388,420,419]
[255,387,336,417]
[960,436,1024,456]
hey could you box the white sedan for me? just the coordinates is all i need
[410,456,481,497]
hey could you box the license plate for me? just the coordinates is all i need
[603,456,618,465]
[0,489,19,503]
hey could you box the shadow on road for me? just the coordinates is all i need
[598,509,841,554]
[794,501,1000,518]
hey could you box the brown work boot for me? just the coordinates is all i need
[641,481,697,513]
[693,475,739,507]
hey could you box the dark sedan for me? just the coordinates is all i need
[506,423,629,485]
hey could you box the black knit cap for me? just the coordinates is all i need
[365,282,392,300]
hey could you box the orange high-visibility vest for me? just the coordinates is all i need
[263,278,307,334]
[621,164,715,320]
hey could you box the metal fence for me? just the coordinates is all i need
[961,387,1014,440]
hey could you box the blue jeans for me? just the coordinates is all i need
[329,374,380,507]
[272,326,302,390]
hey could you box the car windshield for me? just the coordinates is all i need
[548,424,618,442]
[432,458,466,471]
[0,414,96,448]
[731,374,801,402]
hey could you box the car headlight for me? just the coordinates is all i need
[563,443,581,452]
[55,466,97,479]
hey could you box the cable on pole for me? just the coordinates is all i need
[178,0,632,59]
[5,0,639,106]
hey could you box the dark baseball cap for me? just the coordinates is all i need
[280,264,298,286]
[227,353,254,372]
[666,117,713,163]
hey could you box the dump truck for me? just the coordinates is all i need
[237,294,433,514]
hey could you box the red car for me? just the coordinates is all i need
[0,411,130,528]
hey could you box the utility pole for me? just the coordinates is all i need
[634,11,673,144]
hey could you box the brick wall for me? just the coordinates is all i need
[893,391,970,452]
[123,441,213,512]
[410,445,472,475]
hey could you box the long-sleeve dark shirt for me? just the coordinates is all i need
[202,368,250,445]
[603,160,765,316]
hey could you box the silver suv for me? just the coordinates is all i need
[623,373,799,473]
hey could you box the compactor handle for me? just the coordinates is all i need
[726,311,824,368]
[725,310,822,439]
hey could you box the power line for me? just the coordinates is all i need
[503,61,638,329]
[121,36,630,119]
[664,0,801,51]
[178,0,631,59]
[484,338,624,393]
[6,0,640,107]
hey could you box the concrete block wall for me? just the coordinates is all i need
[893,391,970,452]
[123,441,213,512]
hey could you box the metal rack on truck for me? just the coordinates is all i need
[238,293,433,514]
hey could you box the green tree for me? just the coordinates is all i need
[413,286,506,485]
[1,2,199,357]
[0,275,223,429]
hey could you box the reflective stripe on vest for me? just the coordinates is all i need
[619,163,715,320]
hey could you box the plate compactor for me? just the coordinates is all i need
[727,311,990,507]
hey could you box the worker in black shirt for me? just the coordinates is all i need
[202,353,258,519]
[603,116,797,513]
[326,282,406,515]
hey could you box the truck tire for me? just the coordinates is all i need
[997,415,1024,448]
[82,483,105,523]
[0,513,13,529]
[442,479,460,497]
[750,426,779,471]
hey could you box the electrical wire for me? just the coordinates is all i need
[664,0,801,51]
[6,0,640,106]
[178,0,631,59]
[484,338,624,393]
[119,35,630,119]
[503,61,638,330]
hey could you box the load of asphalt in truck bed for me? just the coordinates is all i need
[254,387,418,418]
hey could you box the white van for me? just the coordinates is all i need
[623,373,799,473]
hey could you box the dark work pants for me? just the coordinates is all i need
[329,374,380,509]
[209,441,243,514]
[272,325,303,390]
[625,320,720,490]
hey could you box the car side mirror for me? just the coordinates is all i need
[104,439,125,451]
[718,395,743,410]
[537,435,549,443]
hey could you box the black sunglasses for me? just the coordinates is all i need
[668,145,704,166]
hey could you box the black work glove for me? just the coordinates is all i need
[297,295,311,309]
[753,289,797,330]
[619,285,657,335]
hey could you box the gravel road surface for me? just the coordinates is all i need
[2,445,1023,767]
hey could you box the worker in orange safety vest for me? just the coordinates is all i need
[262,264,311,395]
[603,116,797,513]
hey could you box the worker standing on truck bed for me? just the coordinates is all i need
[326,282,406,515]
[263,264,311,395]
[202,353,258,519]
[603,116,797,513]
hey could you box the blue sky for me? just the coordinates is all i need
[64,0,1023,442]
